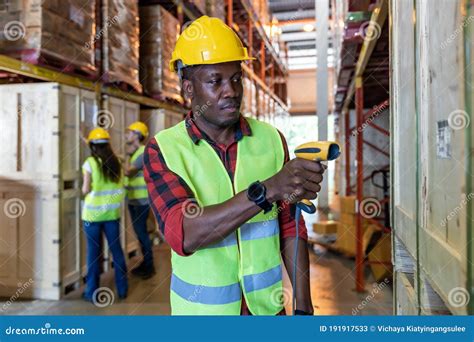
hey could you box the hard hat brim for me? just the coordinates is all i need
[170,56,256,72]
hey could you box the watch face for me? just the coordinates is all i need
[248,182,264,201]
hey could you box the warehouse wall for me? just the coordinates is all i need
[288,68,334,115]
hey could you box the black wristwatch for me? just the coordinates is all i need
[247,181,273,213]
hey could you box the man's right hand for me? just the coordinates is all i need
[263,158,326,204]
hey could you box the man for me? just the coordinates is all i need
[124,121,155,279]
[144,16,325,315]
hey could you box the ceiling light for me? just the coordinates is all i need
[303,24,315,32]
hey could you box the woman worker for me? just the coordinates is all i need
[81,127,128,301]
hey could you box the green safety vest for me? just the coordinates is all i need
[125,145,148,200]
[82,156,125,222]
[156,118,285,315]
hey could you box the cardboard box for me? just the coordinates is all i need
[367,233,393,282]
[340,196,357,214]
[335,223,376,257]
[139,5,180,99]
[340,213,370,227]
[313,220,338,235]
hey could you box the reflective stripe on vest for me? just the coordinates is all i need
[205,219,279,249]
[156,118,285,315]
[82,156,124,222]
[171,274,241,305]
[125,146,148,200]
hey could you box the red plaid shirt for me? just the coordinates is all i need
[143,112,306,315]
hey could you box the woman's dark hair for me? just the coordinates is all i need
[89,142,121,183]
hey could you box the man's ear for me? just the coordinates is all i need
[182,79,193,102]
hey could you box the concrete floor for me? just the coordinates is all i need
[0,243,392,315]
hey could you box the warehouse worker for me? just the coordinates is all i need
[82,127,128,301]
[144,16,324,315]
[124,122,155,279]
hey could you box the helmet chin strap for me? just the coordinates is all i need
[177,60,187,81]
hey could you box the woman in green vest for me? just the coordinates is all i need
[81,127,128,302]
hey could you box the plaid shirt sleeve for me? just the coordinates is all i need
[143,137,193,256]
[276,131,308,241]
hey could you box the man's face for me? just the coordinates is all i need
[183,62,243,128]
[125,130,138,144]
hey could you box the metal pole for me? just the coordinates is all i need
[344,109,351,195]
[316,0,329,210]
[260,41,266,82]
[355,76,365,292]
[227,0,233,27]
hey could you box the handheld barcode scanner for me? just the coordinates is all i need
[291,141,341,315]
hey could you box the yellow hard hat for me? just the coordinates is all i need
[127,121,149,138]
[87,127,110,143]
[169,15,255,72]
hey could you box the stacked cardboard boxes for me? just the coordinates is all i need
[139,5,181,101]
[0,0,96,75]
[102,0,141,92]
[206,0,225,21]
[335,196,374,256]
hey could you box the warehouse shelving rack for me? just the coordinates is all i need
[0,1,290,114]
[0,0,291,301]
[0,54,188,114]
[335,0,391,293]
[171,0,290,113]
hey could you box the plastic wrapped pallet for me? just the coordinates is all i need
[257,88,265,117]
[103,0,141,92]
[0,0,96,75]
[251,0,269,25]
[241,77,253,117]
[206,0,225,21]
[139,5,181,101]
[190,0,206,15]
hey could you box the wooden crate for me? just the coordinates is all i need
[417,0,470,316]
[0,83,97,299]
[391,0,418,259]
[103,96,140,258]
[391,0,473,314]
[367,233,393,282]
[140,109,184,138]
[395,271,419,315]
[418,272,452,315]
